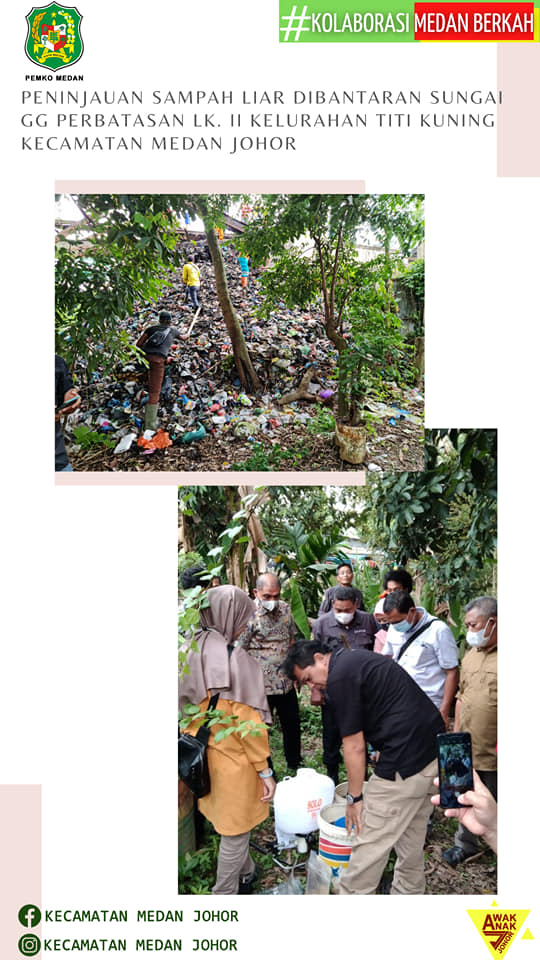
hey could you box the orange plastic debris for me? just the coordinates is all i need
[137,429,172,450]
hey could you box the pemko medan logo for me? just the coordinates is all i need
[468,901,535,959]
[25,3,83,71]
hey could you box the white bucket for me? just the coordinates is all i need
[318,803,360,878]
[334,781,348,804]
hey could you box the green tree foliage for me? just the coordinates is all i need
[239,193,423,421]
[396,258,425,335]
[178,485,269,596]
[398,257,425,303]
[260,519,350,629]
[338,258,412,423]
[360,429,497,605]
[55,194,180,374]
[56,192,262,390]
[178,484,352,636]
[179,486,228,561]
[362,194,424,258]
[260,486,346,541]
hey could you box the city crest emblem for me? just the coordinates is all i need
[25,4,83,71]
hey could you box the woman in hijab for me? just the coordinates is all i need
[179,585,275,895]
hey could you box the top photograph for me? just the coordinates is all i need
[55,192,425,474]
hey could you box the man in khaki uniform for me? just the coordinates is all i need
[443,596,497,866]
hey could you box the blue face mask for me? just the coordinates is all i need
[393,618,411,633]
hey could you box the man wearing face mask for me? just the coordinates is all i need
[239,573,302,772]
[382,592,459,730]
[318,561,366,615]
[443,596,497,866]
[312,586,379,782]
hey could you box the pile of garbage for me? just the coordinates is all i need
[61,245,423,468]
[62,252,341,459]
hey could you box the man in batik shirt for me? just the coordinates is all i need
[240,573,302,771]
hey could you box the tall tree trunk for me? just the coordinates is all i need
[238,485,268,593]
[314,235,349,419]
[178,510,195,552]
[204,225,261,392]
[224,487,245,587]
[413,336,424,386]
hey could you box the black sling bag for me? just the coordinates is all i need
[396,618,442,662]
[178,693,220,798]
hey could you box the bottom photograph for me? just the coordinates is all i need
[178,428,497,896]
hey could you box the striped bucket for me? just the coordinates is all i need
[318,803,359,878]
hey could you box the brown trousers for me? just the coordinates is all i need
[147,354,166,404]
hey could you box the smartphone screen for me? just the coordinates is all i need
[437,732,474,808]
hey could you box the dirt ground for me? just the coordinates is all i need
[69,390,424,473]
[250,812,497,895]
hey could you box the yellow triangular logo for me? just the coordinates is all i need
[521,929,534,941]
[467,906,530,958]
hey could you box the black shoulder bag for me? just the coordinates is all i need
[396,618,441,662]
[144,325,171,350]
[178,693,220,798]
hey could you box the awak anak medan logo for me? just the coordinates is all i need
[468,901,535,959]
[25,4,83,71]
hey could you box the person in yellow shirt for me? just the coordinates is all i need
[179,586,275,894]
[182,255,201,310]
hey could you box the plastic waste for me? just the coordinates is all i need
[114,432,137,454]
[233,421,258,440]
[305,850,332,895]
[137,429,172,450]
[178,423,206,444]
[261,871,303,895]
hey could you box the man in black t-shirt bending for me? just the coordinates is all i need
[283,640,445,895]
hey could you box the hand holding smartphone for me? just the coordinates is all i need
[436,732,474,808]
[56,394,80,413]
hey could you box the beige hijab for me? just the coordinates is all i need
[179,585,271,724]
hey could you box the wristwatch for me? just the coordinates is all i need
[345,791,363,804]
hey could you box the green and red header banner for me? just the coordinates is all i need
[278,0,539,41]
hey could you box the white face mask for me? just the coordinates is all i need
[466,620,494,648]
[335,611,354,625]
[261,599,277,612]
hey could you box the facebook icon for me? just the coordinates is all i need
[18,905,41,928]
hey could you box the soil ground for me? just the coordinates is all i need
[70,400,424,473]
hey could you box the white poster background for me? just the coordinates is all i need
[2,1,538,955]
